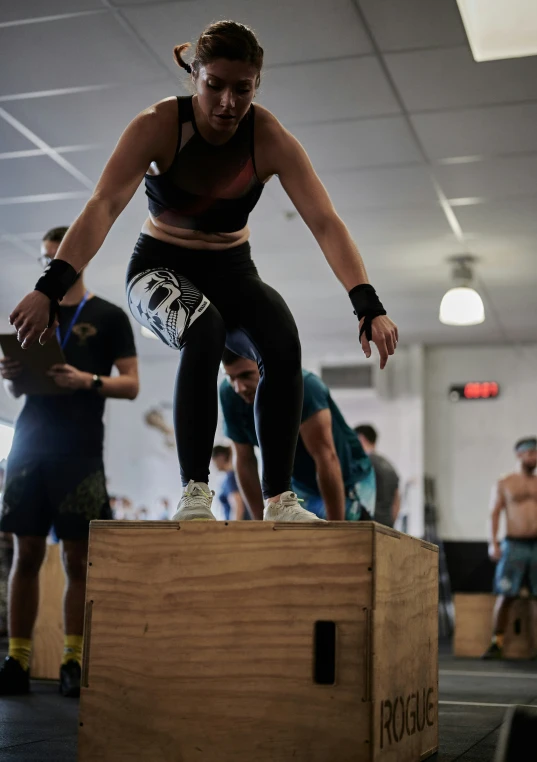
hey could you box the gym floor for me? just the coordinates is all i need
[0,638,535,761]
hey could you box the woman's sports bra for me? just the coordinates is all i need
[144,96,264,234]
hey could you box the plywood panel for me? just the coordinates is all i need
[79,521,374,762]
[372,529,439,761]
[454,593,533,659]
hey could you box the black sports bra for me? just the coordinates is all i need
[144,96,264,234]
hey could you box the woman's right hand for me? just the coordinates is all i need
[0,357,23,380]
[9,291,58,349]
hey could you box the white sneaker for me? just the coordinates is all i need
[172,480,216,521]
[263,491,326,522]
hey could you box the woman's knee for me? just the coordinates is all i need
[254,286,302,369]
[181,302,226,350]
[260,324,301,372]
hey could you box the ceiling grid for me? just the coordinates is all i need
[0,0,535,354]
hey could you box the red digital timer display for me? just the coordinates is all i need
[463,382,499,399]
[449,382,500,401]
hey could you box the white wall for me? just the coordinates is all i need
[104,353,230,518]
[424,344,537,541]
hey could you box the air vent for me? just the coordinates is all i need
[320,364,373,389]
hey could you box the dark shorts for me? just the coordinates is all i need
[493,538,537,596]
[0,454,112,541]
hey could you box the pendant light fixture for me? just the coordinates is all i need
[439,256,485,327]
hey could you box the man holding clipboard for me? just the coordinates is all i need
[0,226,139,697]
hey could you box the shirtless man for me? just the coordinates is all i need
[483,437,537,659]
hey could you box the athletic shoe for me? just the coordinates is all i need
[263,491,326,522]
[481,642,504,660]
[0,656,30,695]
[60,659,81,698]
[172,481,216,521]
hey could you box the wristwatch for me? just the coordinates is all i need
[91,374,103,391]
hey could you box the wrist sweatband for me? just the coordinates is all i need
[349,284,387,341]
[34,259,79,328]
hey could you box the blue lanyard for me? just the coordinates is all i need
[56,291,90,350]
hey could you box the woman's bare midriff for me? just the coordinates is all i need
[142,216,250,250]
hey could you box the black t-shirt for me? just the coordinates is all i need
[10,296,137,458]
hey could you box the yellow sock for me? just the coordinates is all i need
[493,633,505,649]
[62,634,83,666]
[8,638,32,672]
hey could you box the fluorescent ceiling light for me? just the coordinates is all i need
[457,0,537,61]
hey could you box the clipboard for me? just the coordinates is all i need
[0,333,70,396]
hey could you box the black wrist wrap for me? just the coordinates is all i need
[349,284,387,341]
[34,260,78,327]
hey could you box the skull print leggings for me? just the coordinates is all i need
[126,233,303,499]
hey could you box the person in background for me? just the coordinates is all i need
[156,497,171,521]
[0,225,139,697]
[109,495,119,519]
[483,437,537,659]
[354,424,400,528]
[121,498,134,519]
[220,351,375,521]
[211,445,249,520]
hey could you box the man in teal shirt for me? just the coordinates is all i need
[219,349,375,521]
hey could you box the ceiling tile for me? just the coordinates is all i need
[454,197,537,237]
[0,2,103,23]
[293,116,422,172]
[319,165,436,210]
[4,81,173,148]
[436,155,537,200]
[59,148,117,184]
[0,14,166,97]
[412,103,537,159]
[359,0,467,51]
[344,206,454,245]
[467,236,537,270]
[387,46,537,112]
[112,0,190,4]
[0,197,90,236]
[259,57,400,125]
[362,236,463,273]
[0,155,84,198]
[1,0,536,349]
[124,0,372,71]
[0,116,35,152]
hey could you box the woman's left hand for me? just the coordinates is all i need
[360,315,398,369]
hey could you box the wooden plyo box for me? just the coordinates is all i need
[454,593,534,659]
[78,522,439,762]
[31,543,65,680]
